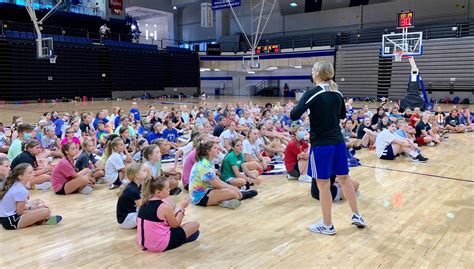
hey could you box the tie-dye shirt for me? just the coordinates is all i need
[189,158,216,204]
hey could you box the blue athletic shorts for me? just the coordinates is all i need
[308,143,349,180]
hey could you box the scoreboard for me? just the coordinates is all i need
[397,11,414,28]
[255,45,280,54]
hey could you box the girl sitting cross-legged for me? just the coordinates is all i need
[0,163,62,230]
[189,140,258,209]
[137,176,200,252]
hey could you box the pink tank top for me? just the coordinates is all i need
[136,198,172,252]
[182,149,196,187]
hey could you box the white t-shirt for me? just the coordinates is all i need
[105,152,125,181]
[219,130,237,147]
[180,142,194,162]
[243,138,264,159]
[238,117,254,127]
[0,182,28,217]
[375,129,396,157]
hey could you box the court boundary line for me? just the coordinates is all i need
[360,165,474,183]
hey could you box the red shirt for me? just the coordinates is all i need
[409,114,420,127]
[284,138,308,172]
[51,158,76,192]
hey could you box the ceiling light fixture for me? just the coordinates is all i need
[290,2,298,7]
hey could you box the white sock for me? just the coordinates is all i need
[408,151,418,158]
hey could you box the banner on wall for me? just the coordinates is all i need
[211,0,241,10]
[201,2,213,28]
[109,0,123,10]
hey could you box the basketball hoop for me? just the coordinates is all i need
[394,50,404,62]
[49,55,57,64]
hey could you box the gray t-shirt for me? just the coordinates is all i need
[105,152,125,181]
[0,182,28,217]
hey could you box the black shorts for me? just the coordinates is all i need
[164,227,187,251]
[196,189,212,207]
[380,145,396,160]
[288,162,300,178]
[0,214,22,230]
[55,183,67,195]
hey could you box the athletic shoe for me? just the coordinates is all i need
[34,182,52,190]
[240,189,258,200]
[351,213,366,228]
[45,215,63,225]
[287,174,298,180]
[79,186,93,195]
[219,199,241,209]
[297,175,312,183]
[427,142,435,147]
[308,220,336,235]
[411,154,428,163]
[170,187,182,196]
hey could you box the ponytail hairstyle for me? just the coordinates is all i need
[142,144,159,162]
[0,163,32,199]
[311,61,338,92]
[21,139,41,153]
[42,125,54,137]
[117,162,145,197]
[141,176,168,204]
[126,162,144,183]
[102,137,123,162]
[192,134,208,149]
[195,140,216,162]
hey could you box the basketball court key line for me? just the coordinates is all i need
[360,165,474,183]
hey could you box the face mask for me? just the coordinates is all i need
[23,133,32,141]
[296,130,305,140]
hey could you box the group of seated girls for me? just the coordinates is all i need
[1,100,472,253]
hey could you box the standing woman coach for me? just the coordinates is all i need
[290,61,366,235]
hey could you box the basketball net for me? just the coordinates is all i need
[394,50,404,62]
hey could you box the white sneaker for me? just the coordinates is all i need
[308,220,336,235]
[427,142,435,147]
[351,213,366,228]
[298,175,312,183]
[79,186,93,195]
[34,182,52,190]
[218,199,241,209]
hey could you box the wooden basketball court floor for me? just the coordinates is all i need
[0,97,473,268]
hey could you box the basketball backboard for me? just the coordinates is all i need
[381,31,423,59]
[242,55,261,70]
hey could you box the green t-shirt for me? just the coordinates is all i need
[221,151,244,182]
[7,139,23,161]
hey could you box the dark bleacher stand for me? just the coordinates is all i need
[0,36,199,101]
[0,2,131,42]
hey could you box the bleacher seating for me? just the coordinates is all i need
[4,30,93,45]
[335,37,474,100]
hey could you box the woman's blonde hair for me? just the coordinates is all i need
[141,176,167,204]
[312,61,338,92]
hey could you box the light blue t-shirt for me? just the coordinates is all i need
[0,182,28,217]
